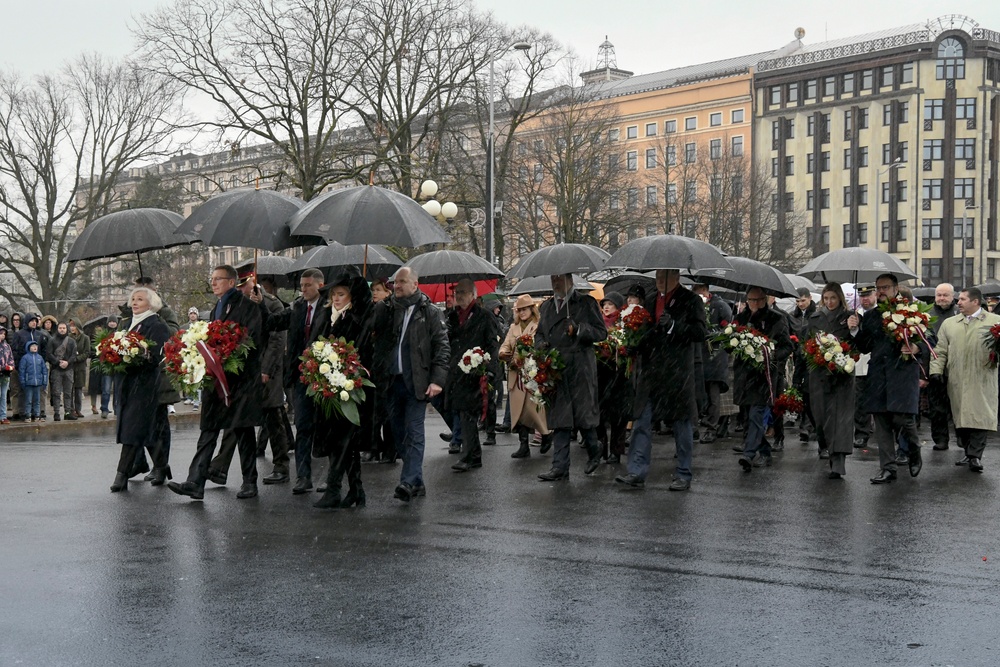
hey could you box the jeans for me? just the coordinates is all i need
[551,427,600,473]
[50,368,73,417]
[0,375,9,420]
[291,383,316,480]
[24,385,41,417]
[741,405,769,459]
[100,375,118,414]
[387,376,427,488]
[627,402,694,481]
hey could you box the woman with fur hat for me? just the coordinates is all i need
[498,294,551,458]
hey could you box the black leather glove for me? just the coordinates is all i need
[658,312,673,329]
[929,373,944,384]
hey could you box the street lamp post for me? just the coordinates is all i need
[486,40,531,267]
[419,179,458,227]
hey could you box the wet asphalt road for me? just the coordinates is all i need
[2,412,1000,666]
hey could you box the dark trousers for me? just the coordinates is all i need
[209,427,259,484]
[705,381,722,427]
[956,427,988,459]
[131,404,171,472]
[459,410,482,465]
[188,427,257,489]
[321,425,359,496]
[741,405,769,458]
[928,380,952,446]
[598,417,628,458]
[387,376,427,488]
[291,384,316,480]
[551,427,599,473]
[256,406,291,474]
[873,412,919,473]
[854,376,873,442]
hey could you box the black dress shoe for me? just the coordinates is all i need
[870,469,897,484]
[605,454,621,464]
[828,471,843,479]
[110,472,128,492]
[538,468,569,481]
[411,484,426,497]
[956,456,970,466]
[738,456,752,472]
[167,480,204,499]
[819,449,831,460]
[451,460,481,472]
[539,436,553,454]
[313,491,342,508]
[262,471,289,484]
[853,438,867,449]
[668,478,690,491]
[292,477,313,494]
[483,436,497,446]
[149,466,172,486]
[969,457,984,472]
[65,414,78,421]
[894,452,908,466]
[394,482,414,502]
[207,469,227,485]
[584,458,600,475]
[932,442,949,451]
[447,443,462,454]
[496,424,512,433]
[614,473,644,488]
[908,449,922,477]
[439,431,453,442]
[53,415,61,422]
[340,489,366,508]
[236,483,258,499]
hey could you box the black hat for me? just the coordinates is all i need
[857,283,875,296]
[600,292,625,310]
[625,284,646,301]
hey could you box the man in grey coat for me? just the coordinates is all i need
[534,274,607,481]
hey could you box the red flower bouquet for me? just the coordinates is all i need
[515,341,565,409]
[803,332,860,375]
[772,388,804,417]
[878,297,936,360]
[93,328,151,374]
[983,322,1000,369]
[299,337,372,425]
[164,320,254,404]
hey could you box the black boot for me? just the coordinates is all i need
[511,429,531,458]
[149,466,172,486]
[110,472,128,493]
[313,464,343,509]
[340,459,365,508]
[539,433,553,454]
[716,416,731,439]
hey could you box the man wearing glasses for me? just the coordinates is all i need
[851,273,925,483]
[734,287,794,472]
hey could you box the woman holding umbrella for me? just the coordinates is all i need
[312,269,375,509]
[499,295,551,458]
[805,283,856,479]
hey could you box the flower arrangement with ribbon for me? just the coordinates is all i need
[93,328,151,374]
[164,320,254,406]
[711,323,774,370]
[594,327,626,365]
[983,322,1000,369]
[803,332,860,375]
[298,337,372,425]
[513,336,565,409]
[772,387,804,417]
[458,346,492,420]
[878,297,936,360]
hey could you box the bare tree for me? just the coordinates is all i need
[135,0,360,201]
[0,56,178,319]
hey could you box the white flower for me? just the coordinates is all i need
[318,363,332,375]
[887,322,898,331]
[844,360,855,373]
[343,380,355,391]
[891,313,905,324]
[339,390,350,401]
[823,352,833,361]
[724,326,734,334]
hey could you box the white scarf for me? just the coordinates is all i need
[128,309,157,331]
[329,302,352,327]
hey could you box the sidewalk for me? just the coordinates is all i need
[1,402,202,435]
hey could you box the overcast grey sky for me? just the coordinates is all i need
[3,1,998,78]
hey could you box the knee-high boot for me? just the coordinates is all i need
[340,450,365,508]
[112,445,137,492]
[511,426,531,458]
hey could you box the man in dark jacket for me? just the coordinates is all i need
[852,273,927,484]
[790,288,818,444]
[67,320,90,419]
[735,287,794,471]
[371,267,449,502]
[693,284,732,444]
[928,282,958,450]
[168,265,264,500]
[534,274,607,481]
[46,321,77,422]
[445,278,501,473]
[616,270,708,490]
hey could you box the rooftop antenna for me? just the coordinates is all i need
[597,36,617,69]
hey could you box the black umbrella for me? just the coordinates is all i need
[288,243,402,280]
[175,188,310,252]
[605,235,733,274]
[797,248,917,284]
[784,273,821,292]
[287,185,450,247]
[235,255,296,289]
[82,316,109,338]
[697,256,797,298]
[975,281,1000,297]
[508,275,594,297]
[506,243,610,280]
[910,286,936,303]
[403,250,504,283]
[603,271,656,297]
[67,208,199,278]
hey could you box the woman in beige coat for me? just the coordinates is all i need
[500,294,551,458]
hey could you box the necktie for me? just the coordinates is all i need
[305,304,313,341]
[556,298,564,313]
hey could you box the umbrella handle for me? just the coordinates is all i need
[136,252,143,280]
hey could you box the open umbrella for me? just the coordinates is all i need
[403,250,504,283]
[797,248,917,284]
[975,281,1000,297]
[288,243,402,280]
[236,255,296,289]
[784,273,821,292]
[603,271,655,298]
[506,243,610,280]
[67,208,199,278]
[605,235,732,274]
[82,316,109,338]
[287,184,450,247]
[175,188,309,251]
[697,256,797,298]
[418,279,499,304]
[910,286,936,303]
[508,275,595,297]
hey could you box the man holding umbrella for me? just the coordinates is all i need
[534,274,607,481]
[616,269,708,490]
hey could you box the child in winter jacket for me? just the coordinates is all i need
[0,327,14,424]
[18,341,48,422]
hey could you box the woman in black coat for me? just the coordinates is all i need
[111,288,171,492]
[313,269,374,509]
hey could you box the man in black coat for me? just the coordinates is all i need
[734,286,794,472]
[852,273,927,484]
[168,265,264,500]
[445,278,502,472]
[534,274,607,481]
[692,284,732,444]
[616,270,708,490]
[371,267,450,502]
[789,288,818,444]
[928,282,958,450]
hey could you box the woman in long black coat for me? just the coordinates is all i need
[110,288,171,492]
[805,283,856,478]
[312,269,374,509]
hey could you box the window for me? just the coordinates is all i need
[859,185,869,205]
[858,108,869,129]
[533,140,544,152]
[785,193,794,212]
[518,165,528,181]
[956,138,976,162]
[923,179,944,200]
[953,217,974,240]
[820,188,830,209]
[924,99,944,120]
[882,181,906,203]
[956,98,976,120]
[666,145,677,166]
[844,109,853,133]
[843,186,852,207]
[807,115,815,137]
[685,143,696,164]
[805,79,818,99]
[844,223,868,246]
[665,119,677,134]
[608,154,621,171]
[785,120,795,139]
[710,176,722,199]
[772,120,781,144]
[882,220,907,242]
[645,148,657,169]
[710,112,722,127]
[731,109,745,124]
[733,175,743,199]
[732,135,744,157]
[666,183,677,203]
[609,191,620,210]
[883,104,893,126]
[823,76,836,97]
[954,178,975,199]
[937,37,966,80]
[533,164,543,182]
[770,86,782,106]
[710,139,722,160]
[953,258,974,280]
[808,154,816,174]
[685,180,698,202]
[785,155,795,176]
[646,185,658,207]
[844,148,852,169]
[787,83,799,104]
[806,226,830,247]
[685,117,697,131]
[626,150,637,171]
[627,188,638,210]
[922,258,943,285]
[807,191,815,210]
[645,122,657,137]
[924,139,944,161]
[861,69,874,91]
[608,128,620,142]
[626,125,638,139]
[899,102,909,123]
[922,218,942,240]
[902,62,914,84]
[772,157,780,178]
[842,72,855,95]
[880,65,894,89]
[821,151,830,172]
[859,146,869,168]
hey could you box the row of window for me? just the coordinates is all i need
[611,109,747,141]
[767,62,916,109]
[623,137,745,170]
[775,178,975,212]
[774,138,977,178]
[607,177,747,210]
[923,259,976,285]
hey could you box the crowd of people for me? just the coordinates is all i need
[3,266,997,504]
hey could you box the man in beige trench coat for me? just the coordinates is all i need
[929,287,1000,473]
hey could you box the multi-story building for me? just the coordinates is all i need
[754,15,1000,286]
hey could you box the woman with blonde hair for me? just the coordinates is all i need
[499,294,551,458]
